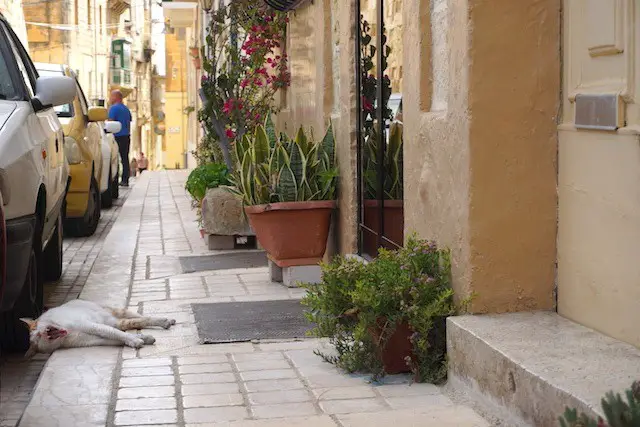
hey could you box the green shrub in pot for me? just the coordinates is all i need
[302,235,469,383]
[559,381,640,427]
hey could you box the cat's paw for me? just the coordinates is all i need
[161,318,176,329]
[126,337,145,349]
[140,335,156,345]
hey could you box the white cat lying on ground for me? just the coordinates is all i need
[20,299,176,357]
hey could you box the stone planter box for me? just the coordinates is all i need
[201,187,256,250]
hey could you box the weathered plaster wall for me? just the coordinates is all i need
[558,0,640,347]
[276,0,358,255]
[405,0,560,312]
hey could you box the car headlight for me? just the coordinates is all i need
[64,137,82,165]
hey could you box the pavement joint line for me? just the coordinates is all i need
[282,350,324,417]
[171,356,186,426]
[227,352,253,420]
[201,275,211,298]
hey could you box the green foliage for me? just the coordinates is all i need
[302,236,464,383]
[185,162,231,203]
[228,114,339,206]
[559,381,640,427]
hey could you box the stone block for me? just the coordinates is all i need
[447,312,640,427]
[208,234,236,250]
[283,265,322,288]
[201,187,253,236]
[269,260,283,282]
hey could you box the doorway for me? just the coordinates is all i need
[356,0,404,258]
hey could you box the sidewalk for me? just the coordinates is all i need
[18,170,490,427]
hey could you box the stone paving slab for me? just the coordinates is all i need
[17,171,491,427]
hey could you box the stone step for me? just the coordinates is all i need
[447,312,640,427]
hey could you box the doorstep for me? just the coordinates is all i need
[446,311,640,427]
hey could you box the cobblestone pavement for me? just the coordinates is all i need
[10,171,490,427]
[0,184,133,427]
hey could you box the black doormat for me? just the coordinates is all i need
[179,251,268,273]
[192,300,314,343]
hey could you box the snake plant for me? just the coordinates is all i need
[228,114,339,206]
[363,121,403,200]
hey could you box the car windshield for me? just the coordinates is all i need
[35,68,74,117]
[0,44,18,100]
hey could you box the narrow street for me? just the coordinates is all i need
[1,171,490,427]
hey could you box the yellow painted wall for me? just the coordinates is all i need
[163,27,188,169]
[164,92,187,169]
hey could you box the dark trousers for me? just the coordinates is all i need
[115,135,131,184]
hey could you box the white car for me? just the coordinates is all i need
[0,13,76,350]
[100,121,121,208]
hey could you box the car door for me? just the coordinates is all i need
[73,75,102,183]
[1,22,65,238]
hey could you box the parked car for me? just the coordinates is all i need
[100,121,121,208]
[35,63,107,237]
[0,13,76,350]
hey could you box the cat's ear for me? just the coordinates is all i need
[19,318,37,331]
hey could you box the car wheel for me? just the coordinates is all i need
[112,171,120,200]
[101,166,114,209]
[43,211,63,281]
[0,218,43,352]
[64,177,101,237]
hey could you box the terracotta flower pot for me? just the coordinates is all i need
[369,316,447,376]
[244,200,336,267]
[369,318,414,375]
[199,228,206,238]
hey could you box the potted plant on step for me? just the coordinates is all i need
[303,236,467,383]
[228,115,338,267]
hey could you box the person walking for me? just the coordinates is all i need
[108,90,132,187]
[137,152,148,173]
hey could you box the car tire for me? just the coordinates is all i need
[0,218,43,352]
[112,171,120,200]
[101,166,114,209]
[43,211,63,281]
[64,177,101,237]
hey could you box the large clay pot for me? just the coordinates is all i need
[244,200,336,267]
[369,319,414,375]
[369,316,447,376]
[362,199,404,257]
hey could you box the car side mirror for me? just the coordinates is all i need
[34,76,76,108]
[104,120,122,134]
[87,106,108,122]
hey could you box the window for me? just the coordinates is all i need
[2,21,37,97]
[87,0,92,26]
[0,27,18,100]
[75,0,79,26]
[99,6,103,34]
[75,77,89,115]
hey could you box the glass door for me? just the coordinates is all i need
[356,0,404,258]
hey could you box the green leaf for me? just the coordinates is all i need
[253,125,270,164]
[295,126,309,156]
[264,113,277,149]
[320,121,336,169]
[277,165,297,202]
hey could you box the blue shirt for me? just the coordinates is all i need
[108,103,132,137]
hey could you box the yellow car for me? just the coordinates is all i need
[35,63,106,237]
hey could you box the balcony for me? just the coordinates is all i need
[162,1,197,28]
[110,68,132,86]
[108,0,131,15]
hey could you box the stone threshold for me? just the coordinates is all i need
[446,311,640,427]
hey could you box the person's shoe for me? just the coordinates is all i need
[120,182,129,187]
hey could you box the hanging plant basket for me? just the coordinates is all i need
[189,47,200,58]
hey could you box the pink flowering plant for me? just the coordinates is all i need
[198,0,291,170]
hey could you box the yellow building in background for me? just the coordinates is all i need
[23,0,111,104]
[164,26,188,169]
